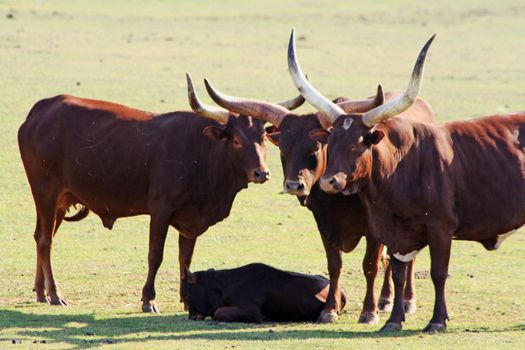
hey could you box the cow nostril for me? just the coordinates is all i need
[298,182,305,191]
[254,169,270,181]
[328,178,336,186]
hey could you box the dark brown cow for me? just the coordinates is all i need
[199,80,434,323]
[181,263,347,322]
[293,33,525,332]
[17,77,304,313]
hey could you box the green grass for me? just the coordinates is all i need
[1,0,525,348]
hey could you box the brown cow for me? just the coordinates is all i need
[292,33,525,332]
[17,77,304,313]
[199,77,434,323]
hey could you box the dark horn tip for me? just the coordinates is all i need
[186,73,194,89]
[423,34,436,51]
[203,79,222,104]
[288,29,296,58]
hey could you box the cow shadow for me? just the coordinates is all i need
[1,308,524,349]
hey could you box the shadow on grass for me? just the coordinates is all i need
[1,308,524,349]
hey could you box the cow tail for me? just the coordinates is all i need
[63,205,90,222]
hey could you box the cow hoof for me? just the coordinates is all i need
[48,296,69,307]
[379,322,402,332]
[358,312,379,325]
[317,310,338,323]
[423,323,446,333]
[36,294,47,303]
[404,300,417,314]
[190,313,205,321]
[142,304,160,314]
[378,298,393,313]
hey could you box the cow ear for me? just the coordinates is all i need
[203,126,227,140]
[363,130,384,146]
[373,84,385,107]
[309,128,330,144]
[183,267,197,284]
[266,132,280,146]
[332,96,350,104]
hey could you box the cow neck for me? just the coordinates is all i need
[204,139,248,198]
[368,119,436,200]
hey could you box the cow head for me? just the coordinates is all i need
[186,74,305,184]
[180,268,221,320]
[267,91,384,199]
[287,29,435,195]
[269,114,326,198]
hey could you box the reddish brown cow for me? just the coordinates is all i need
[198,76,434,323]
[292,33,525,332]
[17,77,304,313]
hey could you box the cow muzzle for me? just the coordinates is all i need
[319,173,347,194]
[251,168,271,183]
[284,179,309,196]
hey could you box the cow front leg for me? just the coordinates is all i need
[141,210,171,313]
[404,257,417,314]
[423,233,452,332]
[178,234,197,310]
[358,236,382,324]
[380,256,407,332]
[213,305,263,323]
[317,235,343,323]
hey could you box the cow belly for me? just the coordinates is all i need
[261,295,324,322]
[455,227,521,251]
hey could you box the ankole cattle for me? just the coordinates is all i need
[17,75,304,313]
[291,31,525,332]
[199,54,435,323]
[181,263,347,322]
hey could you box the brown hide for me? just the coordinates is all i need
[272,92,434,321]
[18,94,269,310]
[322,110,525,330]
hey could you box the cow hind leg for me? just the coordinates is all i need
[33,220,47,303]
[378,251,393,312]
[141,209,171,314]
[32,187,68,306]
[404,258,417,314]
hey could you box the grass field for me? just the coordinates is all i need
[1,0,525,349]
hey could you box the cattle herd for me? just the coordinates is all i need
[17,29,525,333]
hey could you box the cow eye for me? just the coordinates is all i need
[307,153,317,169]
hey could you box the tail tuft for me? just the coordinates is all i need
[64,205,89,221]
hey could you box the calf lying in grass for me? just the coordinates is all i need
[181,263,346,322]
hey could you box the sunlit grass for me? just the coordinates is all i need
[1,0,525,349]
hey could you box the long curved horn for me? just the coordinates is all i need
[317,85,386,122]
[204,79,290,127]
[186,73,230,124]
[362,35,435,127]
[287,28,345,126]
[276,94,305,110]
